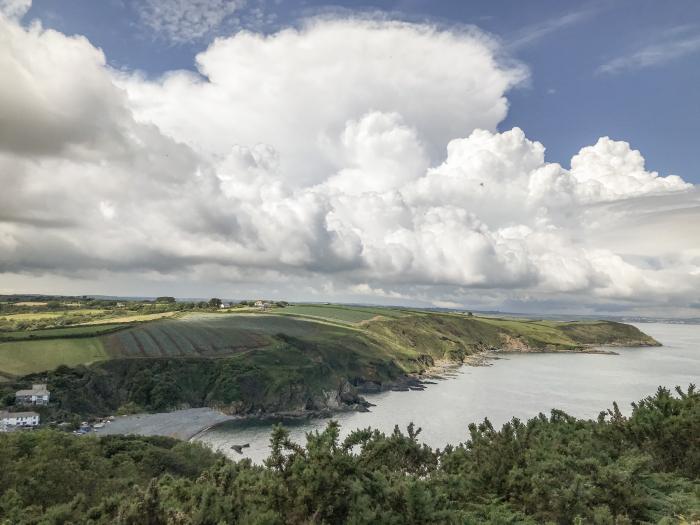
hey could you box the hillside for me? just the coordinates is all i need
[0,306,659,419]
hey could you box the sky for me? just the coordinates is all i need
[0,0,699,315]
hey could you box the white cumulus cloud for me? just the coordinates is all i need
[0,13,697,315]
[0,0,30,20]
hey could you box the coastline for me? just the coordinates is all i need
[91,343,653,441]
[94,407,236,441]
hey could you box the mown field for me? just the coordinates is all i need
[103,315,271,358]
[0,323,127,341]
[77,311,181,325]
[0,338,108,376]
[0,309,107,321]
[272,304,410,324]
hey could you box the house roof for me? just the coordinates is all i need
[15,384,49,396]
[0,411,39,419]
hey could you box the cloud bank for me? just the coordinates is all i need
[0,12,697,314]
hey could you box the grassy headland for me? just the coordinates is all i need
[0,300,659,420]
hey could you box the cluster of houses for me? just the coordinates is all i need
[0,384,50,432]
[254,300,272,310]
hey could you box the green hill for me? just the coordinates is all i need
[0,307,659,419]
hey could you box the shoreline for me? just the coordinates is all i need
[94,407,237,441]
[92,343,652,441]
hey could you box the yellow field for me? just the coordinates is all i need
[1,309,107,321]
[0,338,108,376]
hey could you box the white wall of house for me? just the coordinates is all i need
[0,413,40,427]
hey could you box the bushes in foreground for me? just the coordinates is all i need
[0,386,698,524]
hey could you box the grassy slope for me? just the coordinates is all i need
[0,338,108,376]
[0,324,127,341]
[273,304,409,324]
[79,311,180,325]
[0,308,660,416]
[0,310,658,378]
[0,309,107,321]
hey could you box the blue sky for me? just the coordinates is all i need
[24,0,700,183]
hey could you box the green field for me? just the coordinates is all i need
[0,307,662,418]
[271,304,409,324]
[104,314,272,358]
[0,323,128,341]
[0,309,107,321]
[477,317,581,347]
[79,311,181,324]
[0,308,659,380]
[0,338,108,376]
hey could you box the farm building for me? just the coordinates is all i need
[0,410,40,430]
[15,384,51,406]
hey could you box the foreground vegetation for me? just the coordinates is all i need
[0,386,697,524]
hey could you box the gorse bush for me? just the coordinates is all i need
[0,386,698,524]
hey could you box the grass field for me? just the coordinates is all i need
[0,308,658,377]
[78,311,180,325]
[103,313,367,358]
[273,304,409,324]
[0,338,108,376]
[0,309,107,321]
[477,317,580,347]
[0,324,128,341]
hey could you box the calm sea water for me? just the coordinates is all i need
[196,323,700,463]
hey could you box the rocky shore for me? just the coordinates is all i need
[94,407,236,441]
[91,338,658,440]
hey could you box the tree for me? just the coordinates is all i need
[208,298,223,308]
[155,297,176,304]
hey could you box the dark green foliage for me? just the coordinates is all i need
[8,325,409,420]
[0,432,220,524]
[0,386,697,524]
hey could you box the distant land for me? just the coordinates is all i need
[0,295,660,424]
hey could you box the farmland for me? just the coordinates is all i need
[272,304,410,324]
[0,309,107,321]
[78,311,181,325]
[0,304,660,417]
[0,323,128,341]
[0,309,660,379]
[0,338,108,376]
[103,315,271,358]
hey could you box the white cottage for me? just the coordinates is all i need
[15,384,51,406]
[0,410,40,429]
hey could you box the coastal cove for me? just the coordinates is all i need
[195,322,700,463]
